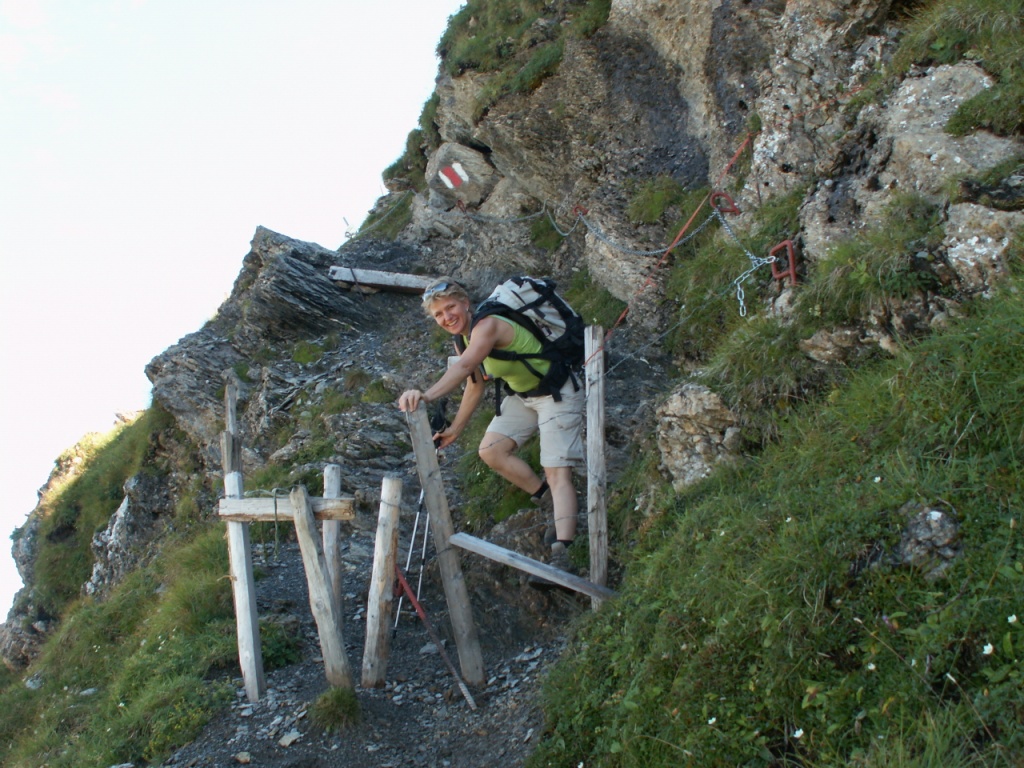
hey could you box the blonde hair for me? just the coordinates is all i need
[421,278,470,314]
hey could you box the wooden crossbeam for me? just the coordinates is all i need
[448,532,617,601]
[218,496,354,522]
[328,267,435,294]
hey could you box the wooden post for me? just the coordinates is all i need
[222,382,266,702]
[291,485,354,689]
[585,325,609,610]
[362,475,402,687]
[322,464,344,614]
[405,405,485,686]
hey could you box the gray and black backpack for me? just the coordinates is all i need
[454,275,585,403]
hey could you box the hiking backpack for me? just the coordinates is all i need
[454,276,585,403]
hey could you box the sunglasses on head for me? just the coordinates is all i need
[422,281,453,301]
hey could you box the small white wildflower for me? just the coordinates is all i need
[708,717,717,725]
[786,517,793,523]
[911,658,917,667]
[1009,614,1019,625]
[793,728,804,739]
[946,673,957,684]
[873,476,882,483]
[983,643,994,655]
[866,662,876,671]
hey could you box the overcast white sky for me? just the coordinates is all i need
[0,0,464,618]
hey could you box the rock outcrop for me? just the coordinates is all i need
[656,384,742,491]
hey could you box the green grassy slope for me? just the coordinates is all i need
[530,275,1024,766]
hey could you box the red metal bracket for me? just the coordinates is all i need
[456,199,467,213]
[710,191,740,214]
[769,240,799,286]
[572,204,589,217]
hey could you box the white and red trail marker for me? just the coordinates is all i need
[438,162,469,189]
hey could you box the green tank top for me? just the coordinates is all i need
[465,316,550,393]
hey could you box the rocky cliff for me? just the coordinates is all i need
[4,0,1021,692]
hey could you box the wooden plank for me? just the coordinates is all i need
[406,405,485,686]
[362,475,402,688]
[328,267,436,294]
[322,465,344,617]
[218,496,354,521]
[222,384,266,703]
[449,532,617,602]
[291,486,354,690]
[585,325,609,610]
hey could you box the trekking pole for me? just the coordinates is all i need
[393,399,448,637]
[414,496,432,602]
[395,564,478,710]
[393,489,426,636]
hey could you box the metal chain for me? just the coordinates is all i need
[546,208,583,237]
[463,207,547,224]
[713,207,776,317]
[579,211,715,257]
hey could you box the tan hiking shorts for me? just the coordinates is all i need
[487,378,584,468]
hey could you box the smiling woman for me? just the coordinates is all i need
[0,0,466,618]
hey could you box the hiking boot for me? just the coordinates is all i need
[548,541,574,574]
[528,542,574,589]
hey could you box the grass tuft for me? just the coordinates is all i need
[530,214,565,253]
[563,267,627,329]
[893,0,1024,136]
[796,193,945,327]
[292,340,325,365]
[627,175,689,225]
[310,686,362,732]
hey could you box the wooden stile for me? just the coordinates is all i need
[585,325,609,610]
[362,475,402,687]
[405,405,485,686]
[291,485,354,689]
